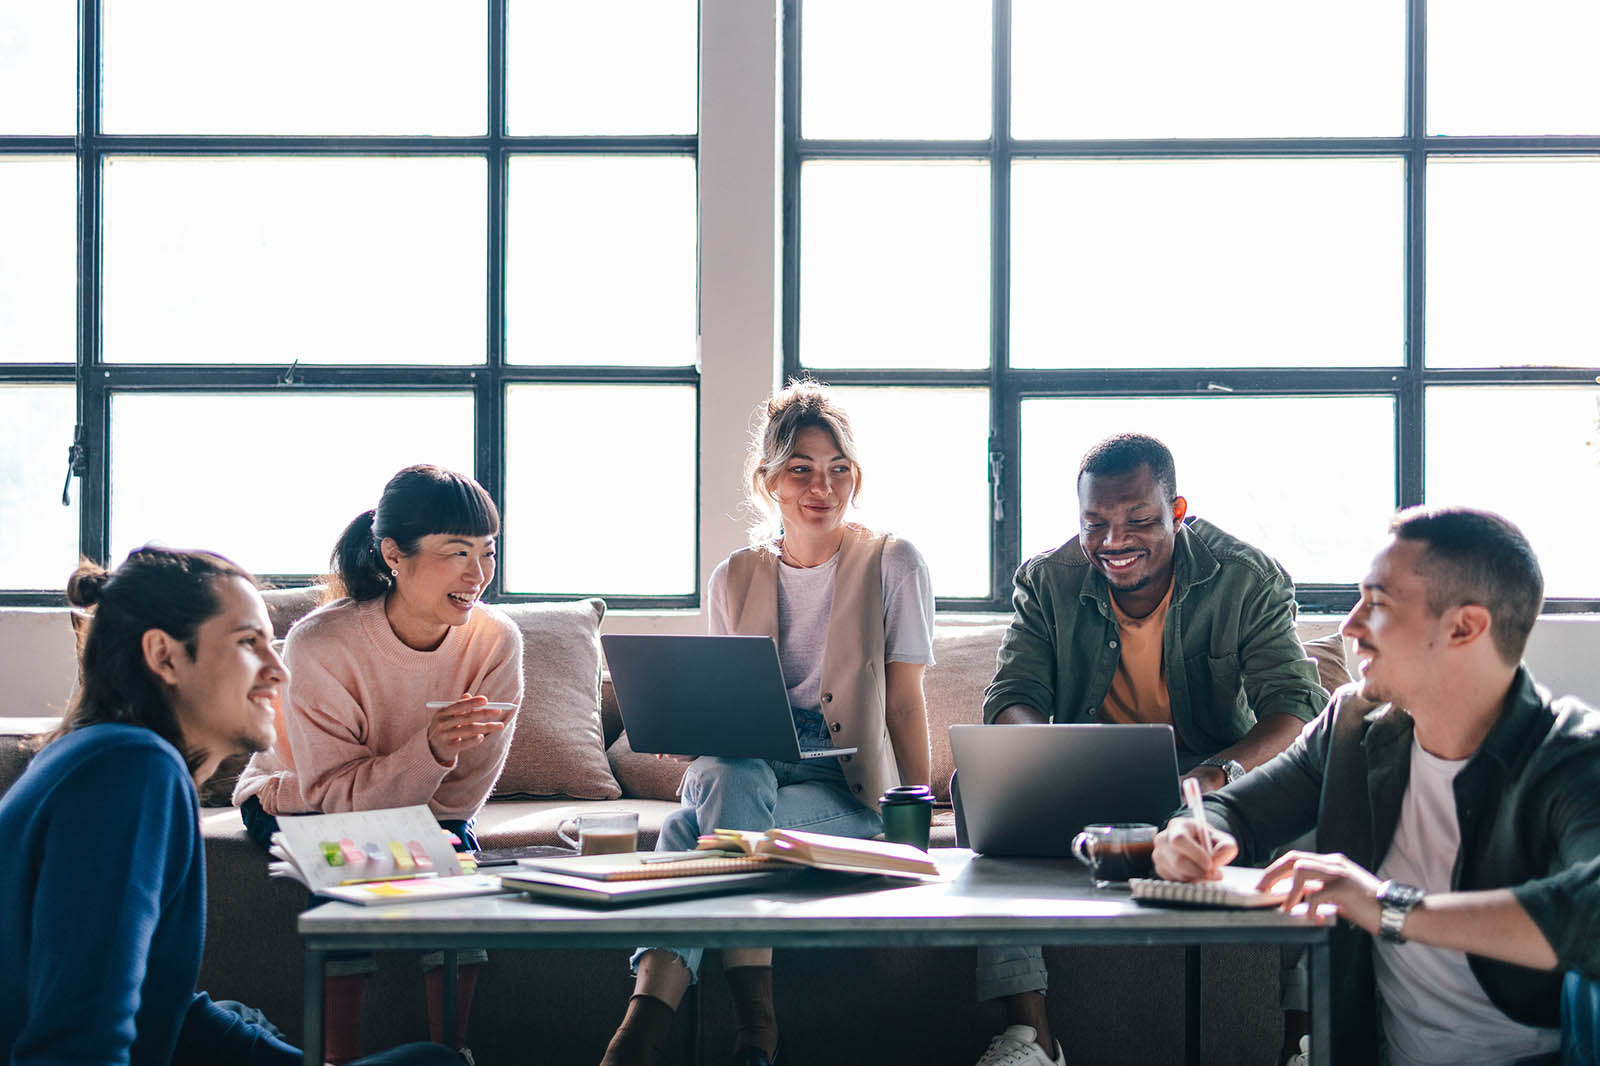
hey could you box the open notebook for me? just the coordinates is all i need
[1129,866,1290,909]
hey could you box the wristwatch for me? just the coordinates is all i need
[1199,756,1246,785]
[1377,880,1426,943]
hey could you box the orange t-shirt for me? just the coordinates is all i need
[1101,577,1175,727]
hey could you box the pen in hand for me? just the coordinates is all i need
[1181,776,1218,876]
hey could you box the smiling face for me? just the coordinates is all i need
[1341,536,1448,706]
[382,532,497,649]
[1078,464,1187,602]
[770,425,856,541]
[165,576,285,760]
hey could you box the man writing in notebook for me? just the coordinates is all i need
[972,433,1329,1066]
[1156,507,1600,1066]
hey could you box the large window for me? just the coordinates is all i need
[1,1,699,605]
[785,0,1600,611]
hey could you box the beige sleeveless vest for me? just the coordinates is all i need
[723,524,897,813]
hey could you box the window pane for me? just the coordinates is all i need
[506,156,696,367]
[503,385,695,596]
[101,0,484,135]
[1426,158,1600,368]
[1426,387,1600,598]
[102,157,485,365]
[1429,0,1600,136]
[0,157,75,363]
[109,393,475,574]
[1011,159,1403,369]
[507,0,696,135]
[800,161,990,370]
[802,0,991,140]
[0,386,78,589]
[1021,395,1396,585]
[1013,0,1402,139]
[831,387,990,599]
[0,4,75,134]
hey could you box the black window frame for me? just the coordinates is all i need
[781,0,1600,614]
[0,1,701,609]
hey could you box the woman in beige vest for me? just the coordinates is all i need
[600,381,936,1066]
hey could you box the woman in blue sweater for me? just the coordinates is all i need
[0,546,460,1066]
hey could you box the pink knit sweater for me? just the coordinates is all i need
[233,597,523,821]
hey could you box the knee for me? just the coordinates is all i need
[683,757,773,798]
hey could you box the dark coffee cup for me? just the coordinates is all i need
[879,785,935,851]
[1071,822,1157,887]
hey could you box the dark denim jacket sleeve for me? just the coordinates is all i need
[1198,704,1328,862]
[1233,561,1328,726]
[1509,723,1600,979]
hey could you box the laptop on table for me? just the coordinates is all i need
[949,723,1180,857]
[601,634,857,762]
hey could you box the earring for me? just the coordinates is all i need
[390,568,399,577]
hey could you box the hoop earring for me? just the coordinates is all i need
[390,568,399,577]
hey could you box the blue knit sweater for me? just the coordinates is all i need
[0,723,299,1066]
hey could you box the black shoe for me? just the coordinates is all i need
[727,1044,779,1066]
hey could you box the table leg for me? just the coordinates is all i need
[303,947,325,1066]
[1185,945,1202,1066]
[443,949,458,1049]
[1310,940,1332,1064]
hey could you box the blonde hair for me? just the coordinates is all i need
[744,379,864,544]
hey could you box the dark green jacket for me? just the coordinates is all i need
[982,518,1327,753]
[1204,670,1600,1065]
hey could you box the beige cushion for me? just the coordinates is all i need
[1301,632,1353,699]
[925,619,1011,804]
[607,730,688,802]
[493,599,621,800]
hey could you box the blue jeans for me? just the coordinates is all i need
[630,743,882,982]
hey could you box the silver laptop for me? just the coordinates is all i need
[949,723,1180,857]
[602,634,857,762]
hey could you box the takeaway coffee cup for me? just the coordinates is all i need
[1071,822,1157,887]
[557,811,639,855]
[879,784,935,851]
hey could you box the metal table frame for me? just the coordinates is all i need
[300,851,1332,1064]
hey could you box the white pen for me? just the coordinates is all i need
[1182,775,1215,859]
[426,700,518,711]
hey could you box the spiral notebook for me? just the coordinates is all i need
[1129,866,1289,909]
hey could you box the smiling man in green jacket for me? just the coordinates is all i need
[971,433,1328,1066]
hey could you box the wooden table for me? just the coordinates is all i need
[299,849,1332,1064]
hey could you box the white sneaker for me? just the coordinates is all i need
[1284,1035,1311,1066]
[975,1024,1066,1066]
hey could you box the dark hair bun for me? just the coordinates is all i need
[65,562,111,608]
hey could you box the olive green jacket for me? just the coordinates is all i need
[982,518,1327,754]
[1203,670,1600,1065]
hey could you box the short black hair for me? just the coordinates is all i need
[1389,506,1543,665]
[1078,433,1177,502]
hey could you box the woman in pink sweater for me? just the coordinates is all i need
[234,464,523,1063]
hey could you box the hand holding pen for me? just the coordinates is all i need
[1153,776,1240,882]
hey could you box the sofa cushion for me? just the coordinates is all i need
[607,731,688,802]
[1302,632,1353,698]
[926,618,1010,803]
[494,599,622,800]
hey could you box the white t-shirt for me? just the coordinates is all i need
[1373,737,1560,1066]
[707,536,935,715]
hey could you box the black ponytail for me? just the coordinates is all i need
[326,509,391,603]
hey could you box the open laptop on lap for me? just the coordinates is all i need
[949,723,1180,857]
[602,634,857,762]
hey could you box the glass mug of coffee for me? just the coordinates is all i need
[556,811,639,856]
[1071,822,1157,887]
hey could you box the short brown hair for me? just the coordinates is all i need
[1389,506,1543,665]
